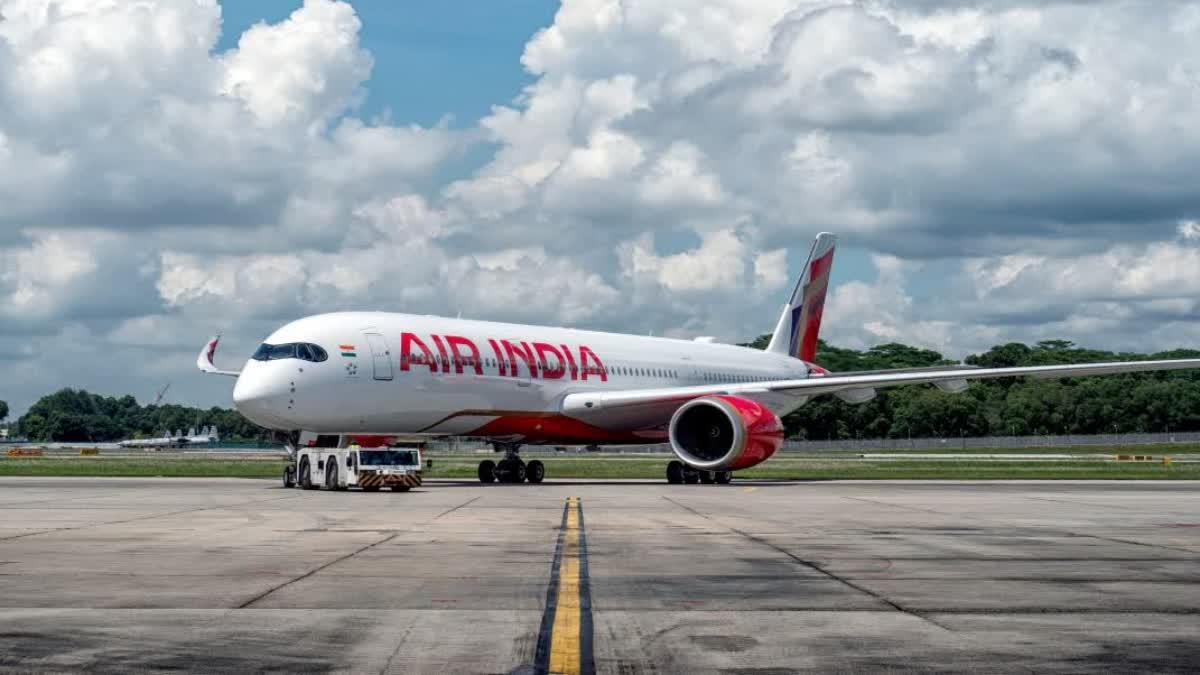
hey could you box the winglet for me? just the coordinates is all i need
[197,335,240,377]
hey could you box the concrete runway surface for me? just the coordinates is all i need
[1,477,1198,673]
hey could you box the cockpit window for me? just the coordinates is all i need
[268,344,297,360]
[252,342,328,362]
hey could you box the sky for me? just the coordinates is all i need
[3,0,1200,418]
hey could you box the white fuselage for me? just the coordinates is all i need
[232,312,813,444]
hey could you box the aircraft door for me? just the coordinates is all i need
[365,333,393,380]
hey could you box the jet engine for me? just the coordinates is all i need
[668,395,784,471]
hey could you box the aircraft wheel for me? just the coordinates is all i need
[495,457,527,483]
[682,466,700,484]
[526,460,545,484]
[666,461,685,484]
[699,470,716,484]
[478,459,496,484]
[716,471,733,484]
[283,465,296,488]
[299,459,316,490]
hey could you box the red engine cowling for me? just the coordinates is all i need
[668,395,783,471]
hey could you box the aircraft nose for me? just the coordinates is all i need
[233,368,293,429]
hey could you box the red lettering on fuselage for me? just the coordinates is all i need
[400,333,438,373]
[533,342,566,379]
[579,346,607,382]
[397,333,605,381]
[430,335,451,373]
[445,335,483,375]
[487,339,507,376]
[502,340,539,378]
[560,344,578,381]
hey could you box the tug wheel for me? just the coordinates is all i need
[299,459,316,490]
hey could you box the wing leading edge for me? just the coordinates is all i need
[560,358,1200,423]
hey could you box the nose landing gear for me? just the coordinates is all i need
[666,460,733,485]
[477,443,546,484]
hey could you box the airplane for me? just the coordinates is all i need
[198,233,1200,485]
[117,426,218,449]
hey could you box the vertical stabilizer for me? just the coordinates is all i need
[765,232,836,361]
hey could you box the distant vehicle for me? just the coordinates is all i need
[199,232,1200,484]
[118,426,218,449]
[285,443,423,492]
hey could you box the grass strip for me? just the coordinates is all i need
[2,456,1198,480]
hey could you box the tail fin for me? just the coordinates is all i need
[765,232,836,361]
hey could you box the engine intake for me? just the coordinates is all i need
[668,395,783,471]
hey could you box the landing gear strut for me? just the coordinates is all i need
[666,460,732,485]
[478,443,545,484]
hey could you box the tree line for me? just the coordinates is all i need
[13,389,268,443]
[10,339,1200,442]
[744,338,1200,440]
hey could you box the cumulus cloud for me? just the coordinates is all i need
[4,0,1200,416]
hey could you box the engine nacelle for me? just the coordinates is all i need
[668,395,784,471]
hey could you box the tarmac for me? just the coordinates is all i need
[0,477,1198,673]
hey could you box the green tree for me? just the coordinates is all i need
[16,388,269,442]
[0,400,8,423]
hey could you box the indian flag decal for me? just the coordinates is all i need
[340,344,356,358]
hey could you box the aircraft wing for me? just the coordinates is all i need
[196,335,241,377]
[560,358,1200,427]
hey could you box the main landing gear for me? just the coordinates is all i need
[666,460,732,485]
[478,443,545,484]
